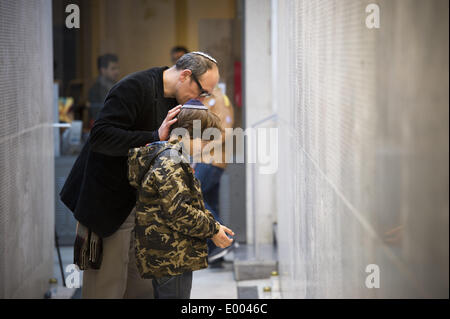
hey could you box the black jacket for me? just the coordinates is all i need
[60,67,178,237]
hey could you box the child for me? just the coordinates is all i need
[127,100,234,299]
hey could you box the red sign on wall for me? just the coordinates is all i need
[234,61,242,108]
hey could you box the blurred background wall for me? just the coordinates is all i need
[0,0,54,298]
[266,0,449,298]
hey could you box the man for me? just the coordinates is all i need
[60,51,220,298]
[87,54,120,125]
[170,46,189,65]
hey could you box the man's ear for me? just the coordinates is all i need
[179,69,192,82]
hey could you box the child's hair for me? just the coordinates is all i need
[170,108,223,139]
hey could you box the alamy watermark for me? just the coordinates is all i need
[65,4,80,29]
[365,264,380,288]
[168,122,278,175]
[65,264,81,288]
[66,262,381,289]
[365,3,380,29]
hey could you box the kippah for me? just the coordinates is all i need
[181,99,208,110]
[191,51,218,64]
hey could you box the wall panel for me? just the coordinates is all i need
[0,0,54,298]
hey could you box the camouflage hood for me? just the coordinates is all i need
[128,140,189,189]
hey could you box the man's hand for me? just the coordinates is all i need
[212,225,235,248]
[158,105,182,141]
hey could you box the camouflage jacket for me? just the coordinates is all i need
[128,140,220,279]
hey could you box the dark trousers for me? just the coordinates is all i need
[152,271,193,299]
[194,163,225,252]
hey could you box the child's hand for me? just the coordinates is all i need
[212,225,234,248]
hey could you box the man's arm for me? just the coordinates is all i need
[89,77,159,156]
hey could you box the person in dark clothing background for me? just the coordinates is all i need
[60,51,220,299]
[87,54,120,126]
[170,46,189,64]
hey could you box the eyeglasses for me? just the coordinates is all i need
[190,72,212,98]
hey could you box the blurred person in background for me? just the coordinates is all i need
[87,54,120,126]
[196,86,235,267]
[170,46,189,65]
